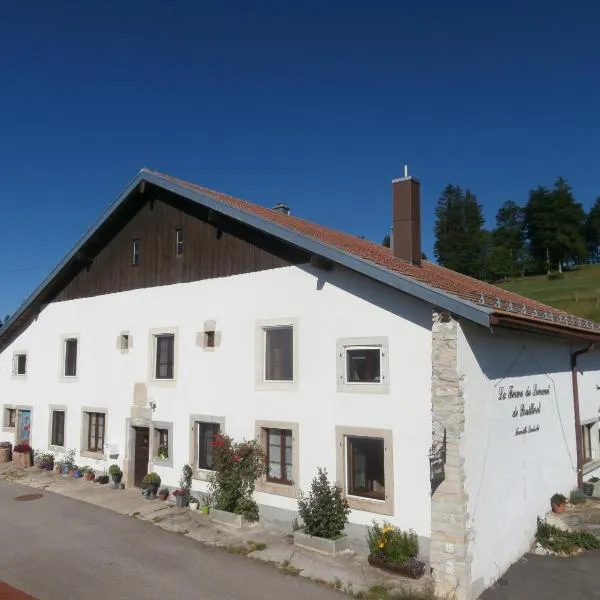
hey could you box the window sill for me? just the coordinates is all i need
[583,459,600,475]
[192,468,214,482]
[2,426,15,433]
[49,445,66,453]
[79,450,105,461]
[152,457,173,469]
[11,375,28,381]
[256,381,298,392]
[337,382,390,394]
[346,494,393,516]
[60,376,79,383]
[256,478,297,498]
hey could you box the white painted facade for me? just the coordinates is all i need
[459,322,600,593]
[0,263,433,538]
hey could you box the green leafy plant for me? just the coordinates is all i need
[551,493,567,507]
[536,518,600,554]
[208,433,265,522]
[569,489,586,505]
[179,464,193,496]
[142,472,161,486]
[157,444,168,459]
[108,464,122,476]
[367,521,419,564]
[297,467,350,539]
[63,448,76,470]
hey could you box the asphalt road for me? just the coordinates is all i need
[0,481,343,600]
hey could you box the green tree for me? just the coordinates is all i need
[486,201,527,279]
[434,185,486,277]
[585,197,600,263]
[524,178,586,271]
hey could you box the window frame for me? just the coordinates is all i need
[154,334,175,380]
[255,318,298,391]
[175,228,184,257]
[132,238,140,266]
[48,405,67,451]
[62,336,79,379]
[2,405,16,431]
[189,415,225,480]
[80,407,108,459]
[152,421,173,468]
[255,420,299,498]
[582,422,594,464]
[336,337,389,394]
[12,351,28,378]
[335,426,394,515]
[148,328,178,385]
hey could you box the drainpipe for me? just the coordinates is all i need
[571,343,595,491]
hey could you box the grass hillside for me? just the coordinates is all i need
[496,264,600,323]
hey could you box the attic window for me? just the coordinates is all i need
[176,229,184,257]
[118,334,132,351]
[132,239,140,266]
[204,331,215,348]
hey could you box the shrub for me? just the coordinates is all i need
[208,433,265,522]
[13,443,31,453]
[62,449,76,470]
[158,487,169,496]
[547,271,565,281]
[108,464,122,476]
[536,518,600,554]
[297,467,350,539]
[142,472,161,486]
[97,475,109,484]
[179,464,193,498]
[551,493,567,506]
[367,521,419,564]
[34,451,54,468]
[570,489,586,505]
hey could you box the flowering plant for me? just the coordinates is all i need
[208,433,265,522]
[366,521,419,564]
[13,442,31,453]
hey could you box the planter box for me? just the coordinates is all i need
[367,554,426,579]
[12,451,32,469]
[293,530,348,556]
[210,508,246,528]
[0,447,11,464]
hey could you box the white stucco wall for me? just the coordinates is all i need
[459,322,583,592]
[0,263,433,536]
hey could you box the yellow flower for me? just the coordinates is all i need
[378,542,384,548]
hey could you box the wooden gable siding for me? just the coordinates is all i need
[55,190,310,302]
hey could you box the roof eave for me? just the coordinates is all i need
[490,313,600,343]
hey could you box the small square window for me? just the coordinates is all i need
[204,330,215,348]
[346,347,381,383]
[4,407,16,429]
[156,428,169,459]
[176,228,184,257]
[154,334,175,380]
[120,334,130,350]
[51,410,65,447]
[132,239,140,266]
[14,353,27,376]
[346,435,385,501]
[264,326,293,382]
[64,338,78,377]
[196,421,220,470]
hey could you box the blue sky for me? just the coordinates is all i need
[2,1,600,317]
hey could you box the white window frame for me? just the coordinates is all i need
[148,328,178,385]
[60,335,80,381]
[12,351,28,378]
[48,405,67,452]
[152,421,173,468]
[336,337,389,394]
[2,405,16,432]
[255,318,298,391]
[80,407,108,460]
[189,414,225,480]
[336,426,394,516]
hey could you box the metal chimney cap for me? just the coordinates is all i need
[273,202,291,216]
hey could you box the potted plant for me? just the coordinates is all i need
[142,472,161,498]
[173,464,193,507]
[12,443,33,468]
[0,441,11,464]
[158,487,169,501]
[108,464,123,487]
[81,466,96,481]
[294,467,351,555]
[551,493,567,513]
[189,497,199,511]
[157,444,168,460]
[72,465,82,478]
[35,451,55,471]
[172,488,188,508]
[54,460,64,474]
[366,521,425,579]
[96,475,109,485]
[208,434,265,526]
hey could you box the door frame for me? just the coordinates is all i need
[125,417,153,488]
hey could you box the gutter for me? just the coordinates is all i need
[571,344,595,491]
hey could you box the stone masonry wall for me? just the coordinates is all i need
[430,311,471,599]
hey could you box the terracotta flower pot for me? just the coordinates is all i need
[552,502,566,514]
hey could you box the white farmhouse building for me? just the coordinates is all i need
[2,169,600,599]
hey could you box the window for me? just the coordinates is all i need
[120,334,130,350]
[346,348,381,383]
[264,326,293,381]
[196,421,221,470]
[64,338,78,377]
[347,436,385,500]
[336,426,394,515]
[265,428,293,485]
[155,334,174,379]
[13,353,27,376]
[4,407,16,429]
[176,228,184,257]
[132,239,140,265]
[582,423,593,463]
[336,337,389,393]
[204,330,215,348]
[51,410,65,447]
[157,428,169,459]
[87,412,105,453]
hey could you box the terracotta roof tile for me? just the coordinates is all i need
[149,170,600,338]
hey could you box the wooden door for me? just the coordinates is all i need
[133,427,150,487]
[16,410,31,444]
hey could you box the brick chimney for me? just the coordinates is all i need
[392,168,421,266]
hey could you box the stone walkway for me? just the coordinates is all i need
[0,463,433,598]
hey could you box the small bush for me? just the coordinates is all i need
[367,521,419,564]
[551,493,567,507]
[235,496,259,522]
[143,472,161,486]
[297,467,350,539]
[536,518,600,554]
[108,464,122,476]
[570,489,586,505]
[13,443,31,453]
[547,272,565,281]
